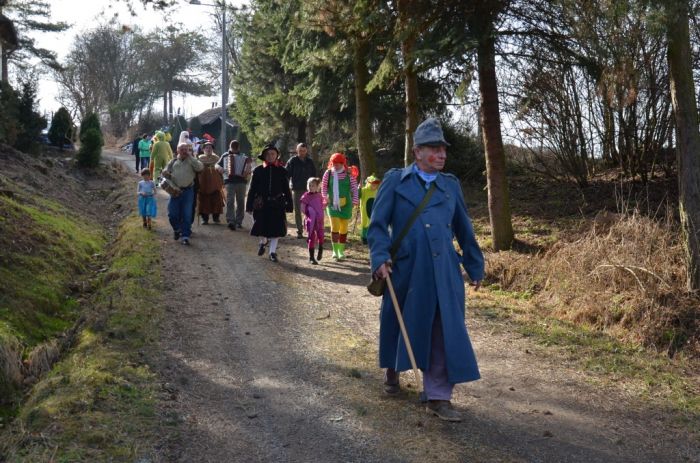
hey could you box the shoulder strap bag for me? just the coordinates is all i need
[367,182,436,296]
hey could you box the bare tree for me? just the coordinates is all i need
[54,25,154,135]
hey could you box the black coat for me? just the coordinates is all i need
[285,155,317,191]
[246,163,293,238]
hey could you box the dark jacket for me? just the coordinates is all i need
[131,138,140,156]
[285,155,317,191]
[246,163,293,238]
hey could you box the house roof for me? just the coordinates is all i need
[0,14,18,49]
[196,107,237,128]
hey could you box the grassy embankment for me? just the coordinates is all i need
[0,188,104,414]
[0,172,168,460]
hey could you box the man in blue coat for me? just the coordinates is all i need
[368,117,484,422]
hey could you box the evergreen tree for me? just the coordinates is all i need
[13,80,46,153]
[48,107,74,151]
[0,81,19,146]
[79,113,101,142]
[77,113,103,168]
[1,0,69,80]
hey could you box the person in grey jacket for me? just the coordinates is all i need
[285,143,316,238]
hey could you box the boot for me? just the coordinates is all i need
[309,248,318,265]
[316,244,323,261]
[337,243,346,260]
[147,217,152,230]
[332,243,340,260]
[142,217,147,228]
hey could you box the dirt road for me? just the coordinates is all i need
[108,150,698,462]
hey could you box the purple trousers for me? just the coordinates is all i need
[305,211,325,249]
[385,313,453,400]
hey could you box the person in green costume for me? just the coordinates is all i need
[320,152,359,260]
[359,175,381,244]
[149,131,173,181]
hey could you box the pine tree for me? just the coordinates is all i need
[77,113,103,168]
[48,107,74,151]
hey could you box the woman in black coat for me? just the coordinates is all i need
[246,144,293,262]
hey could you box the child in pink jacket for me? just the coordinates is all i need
[300,177,324,264]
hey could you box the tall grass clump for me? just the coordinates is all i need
[488,208,698,357]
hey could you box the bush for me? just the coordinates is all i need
[77,128,104,168]
[48,107,75,149]
[487,209,699,357]
[79,113,102,142]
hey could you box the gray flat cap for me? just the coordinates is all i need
[413,117,450,147]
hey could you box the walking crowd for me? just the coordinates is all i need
[132,118,485,423]
[134,132,362,262]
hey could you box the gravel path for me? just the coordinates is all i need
[106,149,698,463]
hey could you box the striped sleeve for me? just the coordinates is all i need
[321,169,330,202]
[350,174,359,205]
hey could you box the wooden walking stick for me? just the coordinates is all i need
[385,274,424,399]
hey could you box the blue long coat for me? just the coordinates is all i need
[368,164,484,384]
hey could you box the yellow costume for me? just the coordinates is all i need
[359,175,381,244]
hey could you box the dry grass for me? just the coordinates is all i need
[487,209,699,358]
[0,336,23,394]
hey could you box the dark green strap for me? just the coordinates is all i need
[389,182,436,260]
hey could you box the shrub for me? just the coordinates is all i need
[48,107,75,150]
[77,128,104,168]
[79,113,102,142]
[487,209,699,357]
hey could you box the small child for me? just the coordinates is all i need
[300,177,324,264]
[138,167,157,229]
[359,175,381,244]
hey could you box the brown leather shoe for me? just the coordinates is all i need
[383,381,400,395]
[426,400,462,422]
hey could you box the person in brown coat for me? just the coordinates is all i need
[196,141,225,224]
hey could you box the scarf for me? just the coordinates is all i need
[331,167,344,210]
[263,160,283,168]
[413,164,438,189]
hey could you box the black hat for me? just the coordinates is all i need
[258,144,280,161]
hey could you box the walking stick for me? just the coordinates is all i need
[351,206,360,235]
[385,274,424,400]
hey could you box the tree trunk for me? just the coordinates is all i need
[163,91,168,124]
[602,103,617,165]
[477,31,514,251]
[1,49,8,83]
[667,0,700,291]
[398,0,419,167]
[297,118,307,143]
[169,90,174,123]
[308,118,318,167]
[353,39,375,182]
